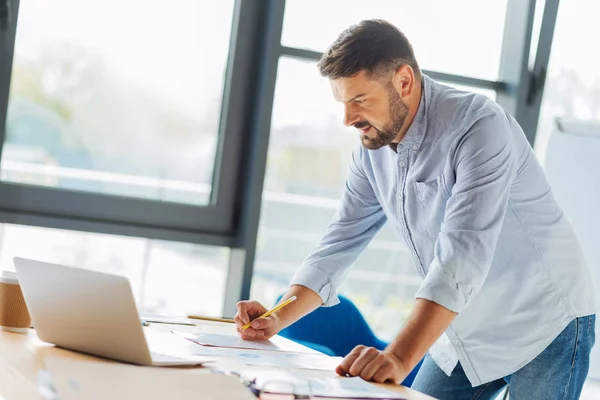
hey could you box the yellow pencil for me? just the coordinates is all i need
[186,315,235,324]
[241,295,297,331]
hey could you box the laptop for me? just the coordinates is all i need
[14,257,212,367]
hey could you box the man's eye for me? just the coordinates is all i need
[355,99,365,104]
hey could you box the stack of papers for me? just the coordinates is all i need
[175,331,342,371]
[188,346,343,371]
[173,331,405,398]
[242,369,407,399]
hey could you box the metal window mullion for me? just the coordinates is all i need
[421,71,506,92]
[0,210,235,247]
[221,0,286,317]
[279,46,507,92]
[495,0,538,144]
[210,0,262,220]
[519,0,560,143]
[0,182,231,232]
[0,0,19,161]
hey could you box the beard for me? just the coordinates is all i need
[357,85,408,150]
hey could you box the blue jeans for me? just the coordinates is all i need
[411,315,596,400]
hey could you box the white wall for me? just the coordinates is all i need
[544,118,600,379]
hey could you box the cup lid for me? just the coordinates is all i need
[0,270,18,284]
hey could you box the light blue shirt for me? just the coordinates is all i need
[290,75,597,386]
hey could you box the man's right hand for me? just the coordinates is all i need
[234,300,281,340]
[234,286,323,341]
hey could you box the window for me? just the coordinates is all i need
[3,0,235,205]
[0,223,229,317]
[0,0,244,238]
[535,0,600,163]
[281,0,508,80]
[251,57,419,340]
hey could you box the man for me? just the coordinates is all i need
[235,19,596,399]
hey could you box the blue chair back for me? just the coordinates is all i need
[275,294,422,387]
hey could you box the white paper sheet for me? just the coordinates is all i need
[177,331,285,351]
[187,346,343,370]
[172,329,321,354]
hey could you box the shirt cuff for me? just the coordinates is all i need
[414,262,467,314]
[290,264,340,307]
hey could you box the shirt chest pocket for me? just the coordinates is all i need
[412,175,450,239]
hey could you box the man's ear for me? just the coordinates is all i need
[392,64,416,97]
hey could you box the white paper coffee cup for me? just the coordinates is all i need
[0,271,18,284]
[0,270,31,333]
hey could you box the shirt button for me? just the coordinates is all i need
[412,145,419,151]
[399,160,406,167]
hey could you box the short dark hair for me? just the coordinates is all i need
[317,19,421,80]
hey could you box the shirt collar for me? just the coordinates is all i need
[390,74,430,153]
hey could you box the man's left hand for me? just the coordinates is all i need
[335,345,408,384]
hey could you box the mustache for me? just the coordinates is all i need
[353,121,371,129]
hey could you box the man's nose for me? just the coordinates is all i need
[343,105,360,127]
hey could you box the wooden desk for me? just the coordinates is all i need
[0,320,435,400]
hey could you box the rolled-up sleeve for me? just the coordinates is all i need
[415,111,517,313]
[290,147,387,306]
